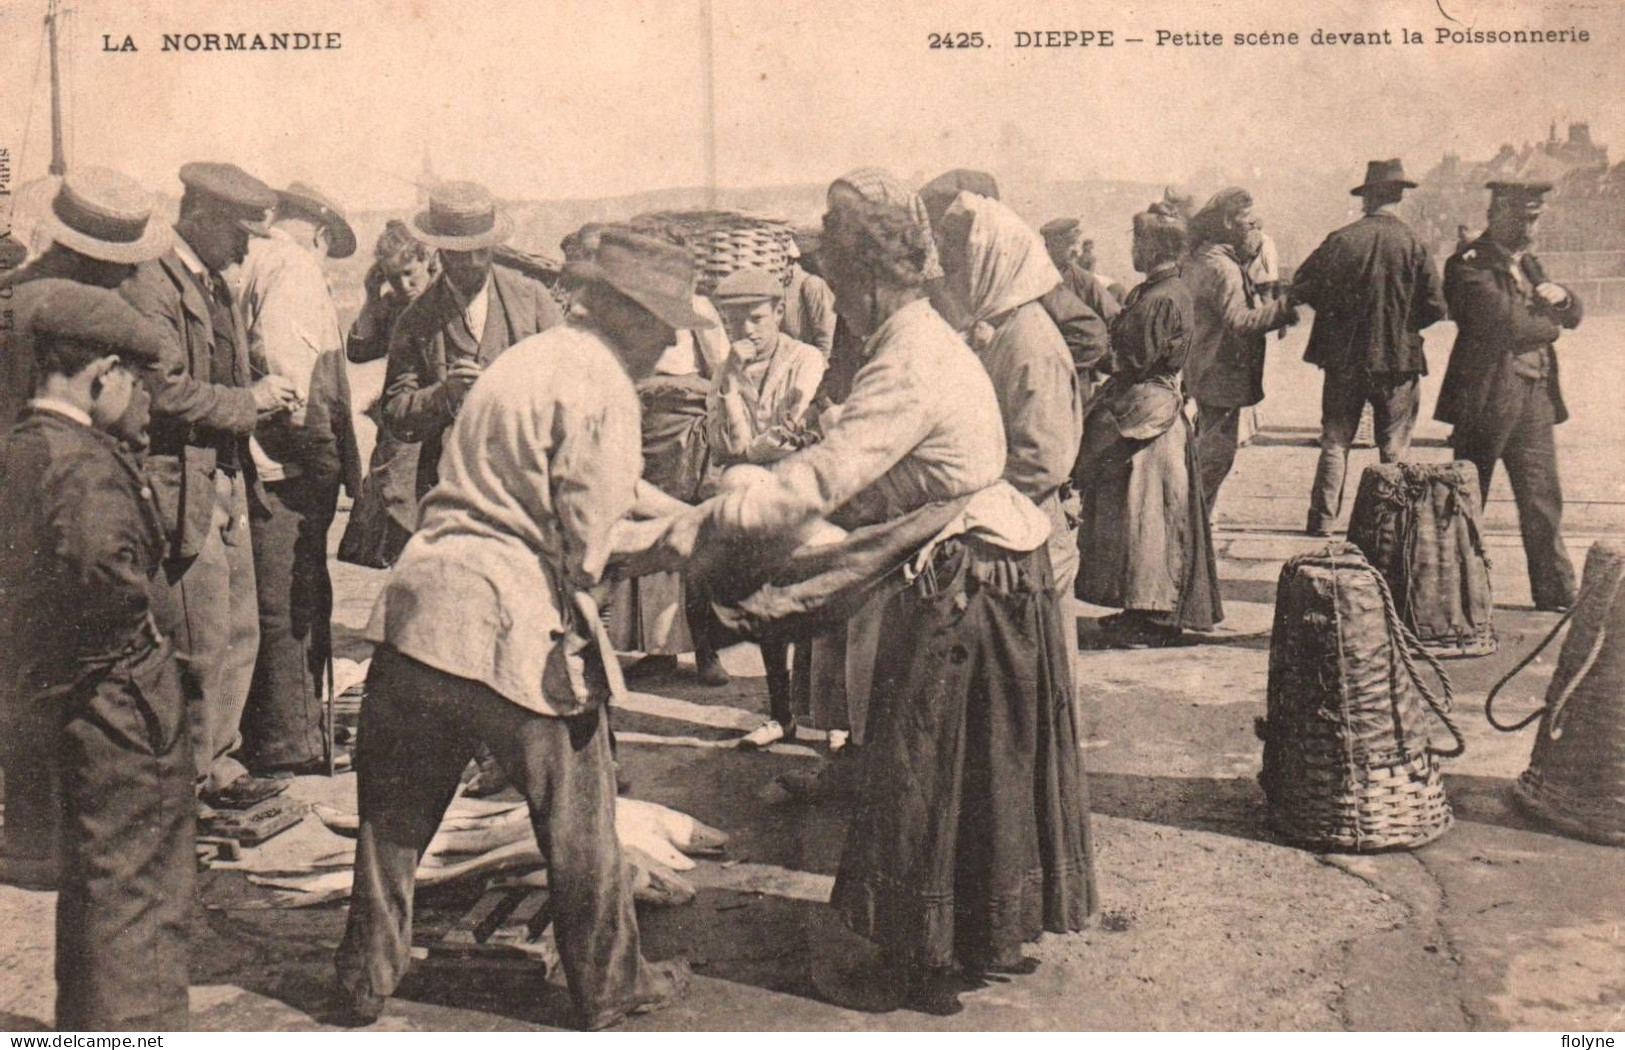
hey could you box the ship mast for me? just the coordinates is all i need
[45,0,67,175]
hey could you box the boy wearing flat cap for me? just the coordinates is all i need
[121,161,303,809]
[0,282,194,1030]
[337,228,701,1030]
[1436,180,1584,611]
[704,266,826,748]
[0,167,172,890]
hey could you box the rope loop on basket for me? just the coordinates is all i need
[1484,569,1622,735]
[1370,554,1466,758]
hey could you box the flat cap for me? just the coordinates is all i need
[25,278,170,367]
[711,266,785,303]
[1039,217,1083,241]
[179,162,275,234]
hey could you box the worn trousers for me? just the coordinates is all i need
[165,470,259,791]
[1451,377,1577,610]
[243,476,333,770]
[1309,370,1420,523]
[1194,403,1242,520]
[335,646,660,1026]
[55,644,195,1030]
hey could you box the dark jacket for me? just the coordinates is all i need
[1039,283,1111,376]
[1435,234,1583,436]
[304,348,361,498]
[119,246,261,561]
[381,262,561,501]
[0,409,168,701]
[1060,261,1121,327]
[1293,212,1446,375]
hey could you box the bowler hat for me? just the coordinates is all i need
[1351,159,1418,196]
[35,168,172,265]
[277,181,356,259]
[563,228,715,331]
[409,181,513,251]
[24,278,169,367]
[711,266,784,305]
[178,161,275,236]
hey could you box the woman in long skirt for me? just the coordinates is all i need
[1075,201,1224,646]
[707,169,1096,1013]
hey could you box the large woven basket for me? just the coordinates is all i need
[1488,540,1625,847]
[1258,544,1466,852]
[632,210,795,296]
[1347,460,1496,658]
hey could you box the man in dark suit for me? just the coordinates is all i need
[0,283,194,1029]
[1293,159,1447,535]
[381,180,562,502]
[120,162,302,807]
[1436,180,1584,610]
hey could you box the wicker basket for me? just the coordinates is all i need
[1347,461,1496,658]
[1258,544,1466,852]
[1489,541,1625,847]
[632,210,796,296]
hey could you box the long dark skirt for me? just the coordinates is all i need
[1075,412,1224,630]
[830,538,1097,972]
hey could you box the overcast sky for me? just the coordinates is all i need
[1,0,1619,211]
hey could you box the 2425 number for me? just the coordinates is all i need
[928,31,985,48]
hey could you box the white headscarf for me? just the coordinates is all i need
[946,191,1062,329]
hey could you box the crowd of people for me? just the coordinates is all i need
[0,152,1585,1030]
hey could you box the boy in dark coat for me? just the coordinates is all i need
[0,282,195,1029]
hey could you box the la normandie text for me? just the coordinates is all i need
[101,32,342,53]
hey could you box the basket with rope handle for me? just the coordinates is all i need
[631,210,797,296]
[1346,461,1496,659]
[1485,540,1625,847]
[1258,543,1465,852]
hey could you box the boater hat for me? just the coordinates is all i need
[563,228,716,331]
[36,168,173,265]
[1351,158,1418,196]
[409,181,513,251]
[277,181,356,259]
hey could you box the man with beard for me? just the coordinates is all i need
[1435,180,1583,611]
[1182,187,1299,516]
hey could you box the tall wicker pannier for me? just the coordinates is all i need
[1487,540,1625,847]
[1258,545,1467,852]
[1346,461,1496,657]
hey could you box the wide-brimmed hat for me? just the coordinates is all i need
[36,168,173,264]
[1351,159,1418,196]
[409,181,513,251]
[278,181,356,258]
[563,228,715,331]
[1486,180,1554,214]
[178,161,275,236]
